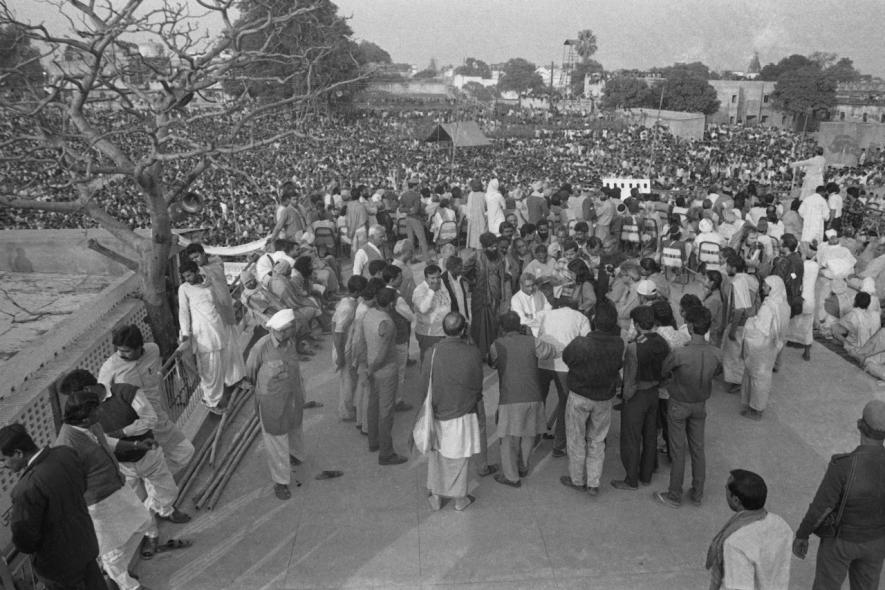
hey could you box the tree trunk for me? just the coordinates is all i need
[140,175,179,359]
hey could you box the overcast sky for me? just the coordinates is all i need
[8,0,885,77]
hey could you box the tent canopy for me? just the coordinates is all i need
[425,120,490,147]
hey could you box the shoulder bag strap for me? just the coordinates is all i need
[833,455,859,536]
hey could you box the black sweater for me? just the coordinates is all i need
[562,331,625,401]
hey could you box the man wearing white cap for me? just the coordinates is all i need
[636,279,660,305]
[794,399,885,589]
[245,309,306,500]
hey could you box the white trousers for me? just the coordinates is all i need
[262,423,304,486]
[119,447,178,517]
[197,325,245,407]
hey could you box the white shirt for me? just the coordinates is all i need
[828,193,843,219]
[537,308,591,372]
[722,513,793,590]
[510,290,552,336]
[98,343,166,418]
[412,281,451,337]
[352,242,383,277]
[798,193,831,244]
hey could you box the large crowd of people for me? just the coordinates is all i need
[7,106,885,590]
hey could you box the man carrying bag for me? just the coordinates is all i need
[793,400,885,590]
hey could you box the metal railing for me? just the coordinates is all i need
[160,340,202,425]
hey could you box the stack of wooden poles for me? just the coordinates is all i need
[174,385,261,511]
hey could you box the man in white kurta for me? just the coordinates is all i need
[178,260,245,412]
[98,325,195,473]
[510,273,552,336]
[791,149,826,199]
[798,187,831,246]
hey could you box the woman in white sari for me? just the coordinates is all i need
[740,275,790,420]
[485,178,506,237]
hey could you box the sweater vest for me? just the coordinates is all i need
[359,245,383,277]
[97,383,154,463]
[54,425,124,505]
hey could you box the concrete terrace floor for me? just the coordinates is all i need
[0,271,112,363]
[139,303,885,590]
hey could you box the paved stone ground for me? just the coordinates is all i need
[138,297,885,590]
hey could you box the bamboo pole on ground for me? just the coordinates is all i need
[193,411,258,508]
[206,419,261,510]
[175,386,253,505]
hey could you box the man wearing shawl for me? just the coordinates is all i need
[246,309,306,500]
[740,275,790,420]
[722,255,756,393]
[178,259,245,413]
[465,178,487,250]
[464,232,507,359]
[786,243,820,361]
[485,179,506,237]
[707,469,792,590]
[268,258,323,353]
[423,313,484,511]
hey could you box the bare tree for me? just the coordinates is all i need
[0,0,367,355]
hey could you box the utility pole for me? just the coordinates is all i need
[550,61,555,92]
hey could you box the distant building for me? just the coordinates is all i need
[707,80,784,126]
[832,79,885,124]
[450,73,500,90]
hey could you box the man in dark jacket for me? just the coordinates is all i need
[561,301,625,497]
[1,423,104,590]
[793,399,885,590]
[611,306,671,491]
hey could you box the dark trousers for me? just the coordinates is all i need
[657,398,670,458]
[39,560,105,590]
[666,399,707,501]
[539,369,568,452]
[476,399,490,467]
[367,363,397,459]
[813,535,885,590]
[619,387,658,486]
[416,334,443,367]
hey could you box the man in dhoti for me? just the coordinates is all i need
[98,324,195,473]
[178,259,245,414]
[55,390,190,590]
[791,147,826,199]
[422,313,483,511]
[246,309,306,500]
